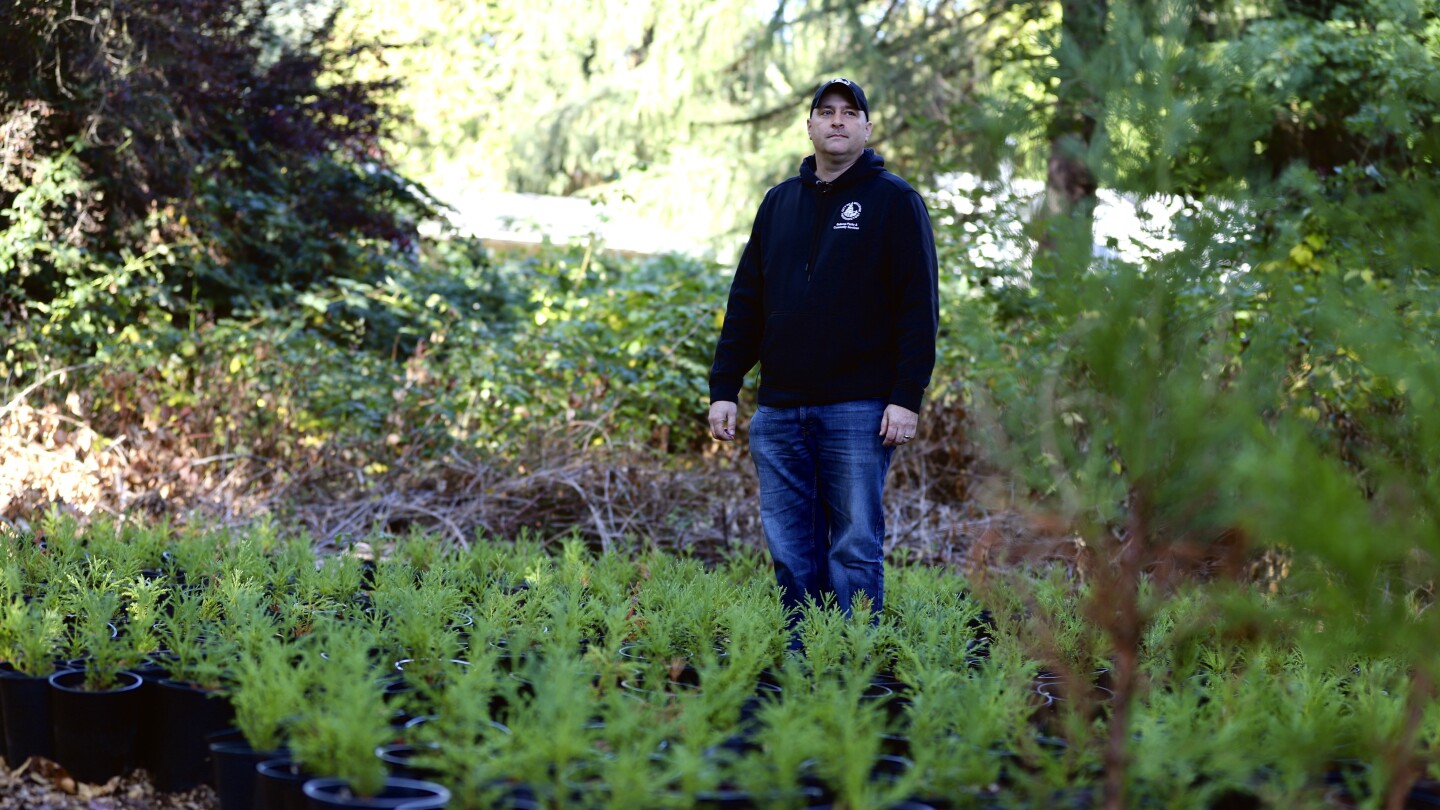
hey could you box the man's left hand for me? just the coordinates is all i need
[879,404,919,447]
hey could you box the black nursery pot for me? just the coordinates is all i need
[256,757,313,810]
[693,787,761,809]
[1407,779,1440,809]
[0,667,53,767]
[375,743,444,782]
[150,678,237,792]
[209,737,286,810]
[130,656,171,778]
[48,668,144,784]
[302,776,451,809]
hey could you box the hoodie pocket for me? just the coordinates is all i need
[759,311,808,390]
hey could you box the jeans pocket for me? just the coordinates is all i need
[747,407,765,445]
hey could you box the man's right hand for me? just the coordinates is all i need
[708,401,738,442]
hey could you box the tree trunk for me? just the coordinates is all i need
[1040,0,1107,256]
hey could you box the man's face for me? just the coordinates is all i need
[806,90,872,164]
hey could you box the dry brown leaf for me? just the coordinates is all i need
[76,775,121,798]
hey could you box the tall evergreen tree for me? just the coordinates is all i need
[342,0,1017,244]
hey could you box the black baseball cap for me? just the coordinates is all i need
[810,78,869,118]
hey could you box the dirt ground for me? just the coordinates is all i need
[0,759,216,810]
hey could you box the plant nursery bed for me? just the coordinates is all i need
[0,514,1435,810]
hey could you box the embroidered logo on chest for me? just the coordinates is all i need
[834,201,862,231]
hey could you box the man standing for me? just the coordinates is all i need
[707,78,939,620]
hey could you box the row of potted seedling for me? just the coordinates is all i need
[2,514,1437,808]
[0,517,1002,808]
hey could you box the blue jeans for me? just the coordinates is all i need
[749,399,893,618]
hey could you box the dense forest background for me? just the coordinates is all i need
[4,0,1440,589]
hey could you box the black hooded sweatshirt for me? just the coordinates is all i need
[709,148,939,413]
